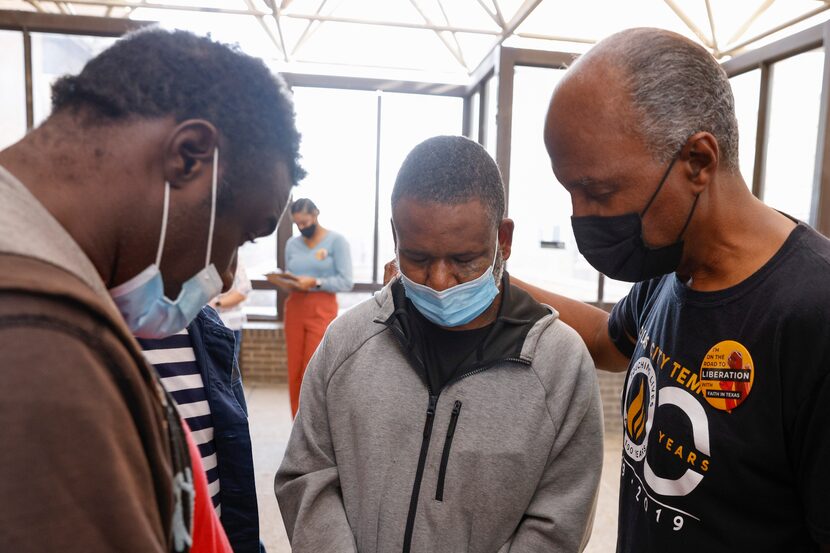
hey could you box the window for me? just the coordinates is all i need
[238,235,279,319]
[469,90,481,142]
[237,86,379,319]
[31,33,117,127]
[762,48,825,224]
[506,65,601,302]
[235,85,464,319]
[484,75,498,158]
[290,87,380,283]
[0,30,26,150]
[376,91,464,279]
[729,69,762,188]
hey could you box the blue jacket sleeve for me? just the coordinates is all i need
[319,234,353,293]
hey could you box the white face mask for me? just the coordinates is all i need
[108,148,224,339]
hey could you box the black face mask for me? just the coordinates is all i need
[571,154,700,283]
[299,224,317,239]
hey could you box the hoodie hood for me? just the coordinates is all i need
[373,272,559,391]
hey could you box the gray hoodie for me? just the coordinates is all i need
[275,278,603,553]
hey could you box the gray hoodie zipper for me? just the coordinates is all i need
[435,400,462,502]
[397,353,530,553]
[385,317,533,553]
[402,394,437,553]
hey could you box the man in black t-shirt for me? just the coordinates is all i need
[515,28,830,552]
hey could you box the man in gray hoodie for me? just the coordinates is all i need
[275,135,603,553]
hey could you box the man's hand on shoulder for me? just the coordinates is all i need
[510,275,631,372]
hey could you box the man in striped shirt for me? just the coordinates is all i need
[140,306,263,552]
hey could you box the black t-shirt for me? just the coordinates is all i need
[609,223,830,552]
[409,301,494,392]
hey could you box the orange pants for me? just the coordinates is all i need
[284,291,338,417]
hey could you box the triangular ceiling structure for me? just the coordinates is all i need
[1,0,829,79]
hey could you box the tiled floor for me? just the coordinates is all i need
[246,383,621,552]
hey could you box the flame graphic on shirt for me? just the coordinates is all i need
[627,380,646,441]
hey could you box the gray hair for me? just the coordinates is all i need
[591,28,740,171]
[392,135,506,227]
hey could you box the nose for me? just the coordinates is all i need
[570,194,589,217]
[424,260,458,292]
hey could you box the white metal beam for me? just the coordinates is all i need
[491,0,506,28]
[515,31,596,44]
[31,0,507,34]
[25,0,46,12]
[407,0,467,69]
[720,3,830,57]
[726,0,776,48]
[437,0,466,67]
[265,0,289,62]
[476,0,544,72]
[35,0,264,16]
[438,0,470,68]
[474,0,502,29]
[290,0,330,58]
[243,0,285,59]
[704,0,718,52]
[502,0,544,36]
[663,0,714,48]
[280,11,502,35]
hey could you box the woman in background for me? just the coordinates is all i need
[267,198,353,417]
[211,259,252,362]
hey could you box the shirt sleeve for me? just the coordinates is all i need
[608,276,666,358]
[319,234,354,293]
[233,261,252,296]
[0,325,168,553]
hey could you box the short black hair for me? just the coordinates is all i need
[392,135,505,227]
[290,198,319,215]
[51,27,305,204]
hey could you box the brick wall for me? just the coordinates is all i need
[239,325,287,383]
[239,323,628,438]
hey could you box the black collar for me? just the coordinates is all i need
[380,272,549,381]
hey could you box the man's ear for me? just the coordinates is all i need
[390,218,397,248]
[163,119,220,189]
[683,131,718,194]
[498,218,515,261]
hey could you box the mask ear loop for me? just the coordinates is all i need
[640,153,681,218]
[277,192,293,229]
[676,193,701,242]
[205,147,219,268]
[155,181,171,268]
[492,238,500,266]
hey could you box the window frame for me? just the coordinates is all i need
[722,22,830,235]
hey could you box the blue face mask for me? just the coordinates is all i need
[400,244,500,328]
[109,148,224,339]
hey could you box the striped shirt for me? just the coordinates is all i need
[138,329,221,516]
